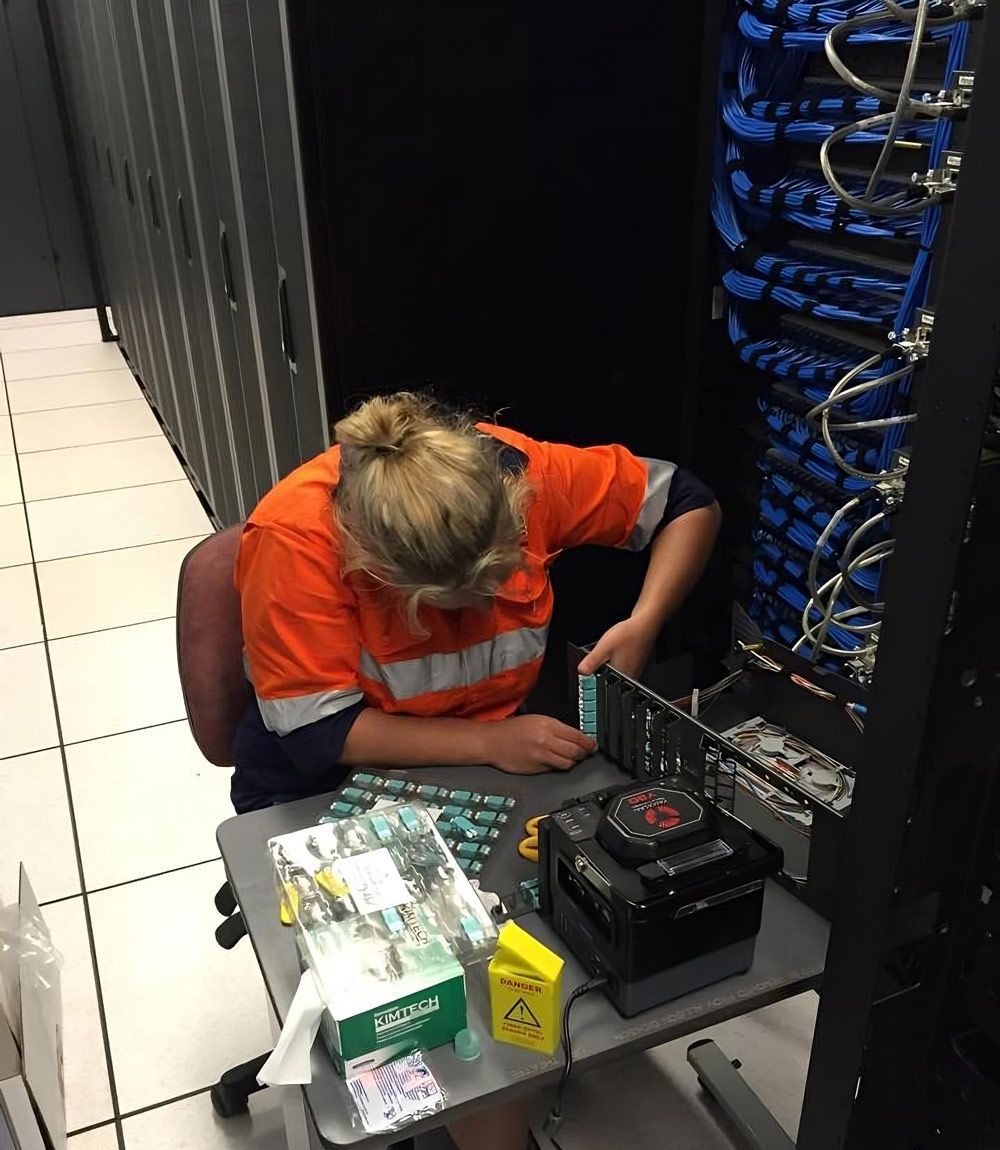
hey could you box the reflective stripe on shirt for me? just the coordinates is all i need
[256,686,365,736]
[359,624,549,701]
[625,458,677,551]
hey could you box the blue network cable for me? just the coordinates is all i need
[710,1,970,661]
[738,6,958,49]
[723,268,900,325]
[725,139,926,240]
[712,175,911,295]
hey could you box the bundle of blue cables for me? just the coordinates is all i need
[710,0,970,663]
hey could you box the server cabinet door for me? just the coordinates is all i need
[74,0,159,393]
[205,0,301,478]
[5,0,94,310]
[47,1,136,356]
[183,0,278,498]
[133,0,247,522]
[245,0,329,459]
[104,0,213,502]
[81,0,177,427]
[166,0,274,508]
[129,0,244,525]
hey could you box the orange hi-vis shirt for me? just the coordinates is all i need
[235,425,676,738]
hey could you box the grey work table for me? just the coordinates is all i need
[217,756,830,1147]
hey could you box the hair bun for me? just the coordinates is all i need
[335,391,435,461]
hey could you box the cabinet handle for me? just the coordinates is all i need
[219,222,237,307]
[123,157,135,206]
[277,270,297,371]
[105,146,115,186]
[146,171,161,231]
[177,194,192,262]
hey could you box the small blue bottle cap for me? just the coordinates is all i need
[453,1028,481,1061]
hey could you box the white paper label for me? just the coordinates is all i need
[347,1052,445,1133]
[335,848,409,914]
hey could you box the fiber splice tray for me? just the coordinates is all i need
[539,781,781,1017]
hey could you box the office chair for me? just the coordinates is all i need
[176,525,270,1118]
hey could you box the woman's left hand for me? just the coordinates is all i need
[577,615,657,680]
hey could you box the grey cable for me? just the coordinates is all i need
[865,0,932,199]
[825,8,945,113]
[820,114,952,218]
[801,504,891,657]
[800,546,894,655]
[808,353,914,481]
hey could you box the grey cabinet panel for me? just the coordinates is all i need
[70,0,152,382]
[4,0,95,310]
[210,0,305,478]
[188,0,279,497]
[79,0,174,422]
[104,0,213,497]
[165,0,274,510]
[246,0,329,461]
[47,0,330,525]
[0,14,68,314]
[58,0,139,366]
[132,0,244,526]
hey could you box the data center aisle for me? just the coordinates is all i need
[0,309,817,1148]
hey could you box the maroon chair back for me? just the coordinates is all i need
[176,525,252,767]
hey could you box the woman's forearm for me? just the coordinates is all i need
[341,708,491,767]
[631,502,722,628]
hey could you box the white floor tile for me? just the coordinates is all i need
[90,861,272,1114]
[13,400,161,454]
[0,455,20,506]
[557,993,817,1150]
[0,320,104,353]
[0,564,43,648]
[0,643,58,758]
[41,897,115,1132]
[0,308,97,330]
[0,503,31,567]
[123,1090,286,1149]
[0,415,12,454]
[49,618,186,744]
[38,536,207,639]
[0,384,6,416]
[68,1123,119,1148]
[2,343,125,381]
[69,721,233,890]
[5,368,140,414]
[19,437,186,502]
[0,749,78,907]
[27,482,212,562]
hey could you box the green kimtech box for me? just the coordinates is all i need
[269,803,497,1077]
[322,962,467,1076]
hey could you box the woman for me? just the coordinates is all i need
[233,392,720,1149]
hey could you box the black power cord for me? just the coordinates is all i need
[543,975,608,1141]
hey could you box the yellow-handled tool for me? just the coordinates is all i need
[517,815,546,863]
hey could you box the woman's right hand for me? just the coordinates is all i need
[481,715,596,775]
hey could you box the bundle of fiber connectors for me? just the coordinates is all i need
[712,0,977,678]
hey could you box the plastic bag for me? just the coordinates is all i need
[346,1051,445,1134]
[0,867,66,1148]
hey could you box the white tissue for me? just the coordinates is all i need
[257,969,327,1086]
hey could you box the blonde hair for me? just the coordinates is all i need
[333,393,529,628]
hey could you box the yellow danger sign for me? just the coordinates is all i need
[488,922,563,1055]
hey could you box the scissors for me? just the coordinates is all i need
[517,815,546,863]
